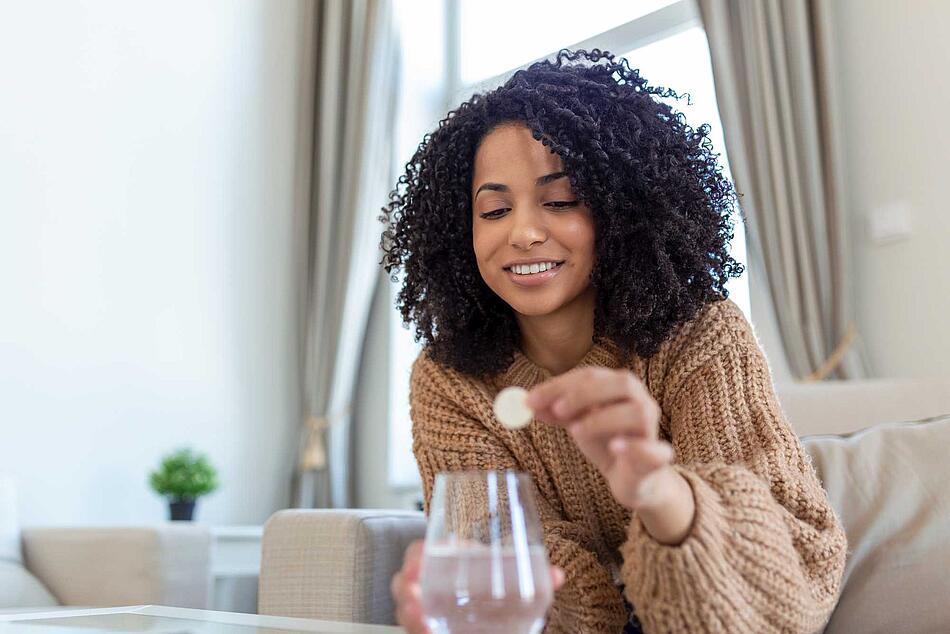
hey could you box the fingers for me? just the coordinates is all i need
[403,540,424,574]
[527,368,652,426]
[550,565,565,591]
[524,368,576,411]
[391,567,421,611]
[393,541,423,591]
[394,583,427,634]
[392,541,429,633]
[607,438,676,509]
[609,437,674,471]
[526,367,623,415]
[568,400,660,440]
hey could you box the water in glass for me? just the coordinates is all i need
[420,470,553,634]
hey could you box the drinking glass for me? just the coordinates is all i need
[420,470,553,634]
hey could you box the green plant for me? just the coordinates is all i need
[149,448,219,502]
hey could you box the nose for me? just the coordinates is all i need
[508,207,548,250]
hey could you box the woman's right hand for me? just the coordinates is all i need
[391,539,567,633]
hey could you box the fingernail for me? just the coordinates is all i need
[609,437,627,453]
[637,471,656,503]
[409,584,421,600]
[637,478,655,502]
[568,422,581,435]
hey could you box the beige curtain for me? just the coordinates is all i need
[292,0,399,508]
[699,0,868,380]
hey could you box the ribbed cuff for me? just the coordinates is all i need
[619,464,762,632]
[627,463,729,554]
[619,464,833,633]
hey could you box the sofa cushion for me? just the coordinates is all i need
[802,414,950,634]
[22,525,211,609]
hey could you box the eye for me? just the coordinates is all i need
[545,201,578,209]
[479,208,510,219]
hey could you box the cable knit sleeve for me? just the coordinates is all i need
[410,352,630,633]
[620,300,847,634]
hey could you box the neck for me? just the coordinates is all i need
[517,286,596,376]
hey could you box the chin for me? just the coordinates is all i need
[505,295,563,317]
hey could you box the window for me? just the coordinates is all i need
[387,0,445,489]
[388,0,749,488]
[458,0,680,85]
[618,25,749,316]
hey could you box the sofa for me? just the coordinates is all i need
[258,378,950,633]
[0,476,212,612]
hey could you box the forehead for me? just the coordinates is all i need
[472,124,564,184]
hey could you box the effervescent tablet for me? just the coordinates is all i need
[493,386,534,430]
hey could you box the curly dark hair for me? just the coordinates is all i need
[380,48,744,379]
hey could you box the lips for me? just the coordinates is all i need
[505,261,564,287]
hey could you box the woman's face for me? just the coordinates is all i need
[471,123,596,318]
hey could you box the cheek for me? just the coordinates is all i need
[471,228,487,266]
[561,215,596,266]
[471,224,501,277]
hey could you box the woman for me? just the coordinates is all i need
[382,49,846,633]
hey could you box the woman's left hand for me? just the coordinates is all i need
[526,367,695,544]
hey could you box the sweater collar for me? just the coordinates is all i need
[496,337,627,389]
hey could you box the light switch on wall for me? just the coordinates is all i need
[867,201,914,245]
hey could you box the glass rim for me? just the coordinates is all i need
[433,469,531,482]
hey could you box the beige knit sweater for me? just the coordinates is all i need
[409,299,847,634]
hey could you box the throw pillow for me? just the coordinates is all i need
[803,414,950,634]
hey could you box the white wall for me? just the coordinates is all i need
[0,0,310,526]
[830,0,950,378]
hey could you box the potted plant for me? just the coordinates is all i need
[149,448,219,521]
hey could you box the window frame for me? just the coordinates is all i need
[445,0,700,107]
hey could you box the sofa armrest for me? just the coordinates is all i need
[259,509,426,625]
[21,524,211,609]
[775,378,950,437]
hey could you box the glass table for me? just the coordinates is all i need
[0,606,404,634]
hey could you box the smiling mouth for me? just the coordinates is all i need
[503,261,565,276]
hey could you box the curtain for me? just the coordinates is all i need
[292,0,400,508]
[698,0,869,380]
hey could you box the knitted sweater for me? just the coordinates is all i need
[409,299,847,634]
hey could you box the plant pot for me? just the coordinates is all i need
[169,499,196,521]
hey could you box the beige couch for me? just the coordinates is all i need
[259,378,950,633]
[0,477,211,612]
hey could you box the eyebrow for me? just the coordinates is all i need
[473,171,567,198]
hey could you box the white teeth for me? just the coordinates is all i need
[510,262,559,275]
